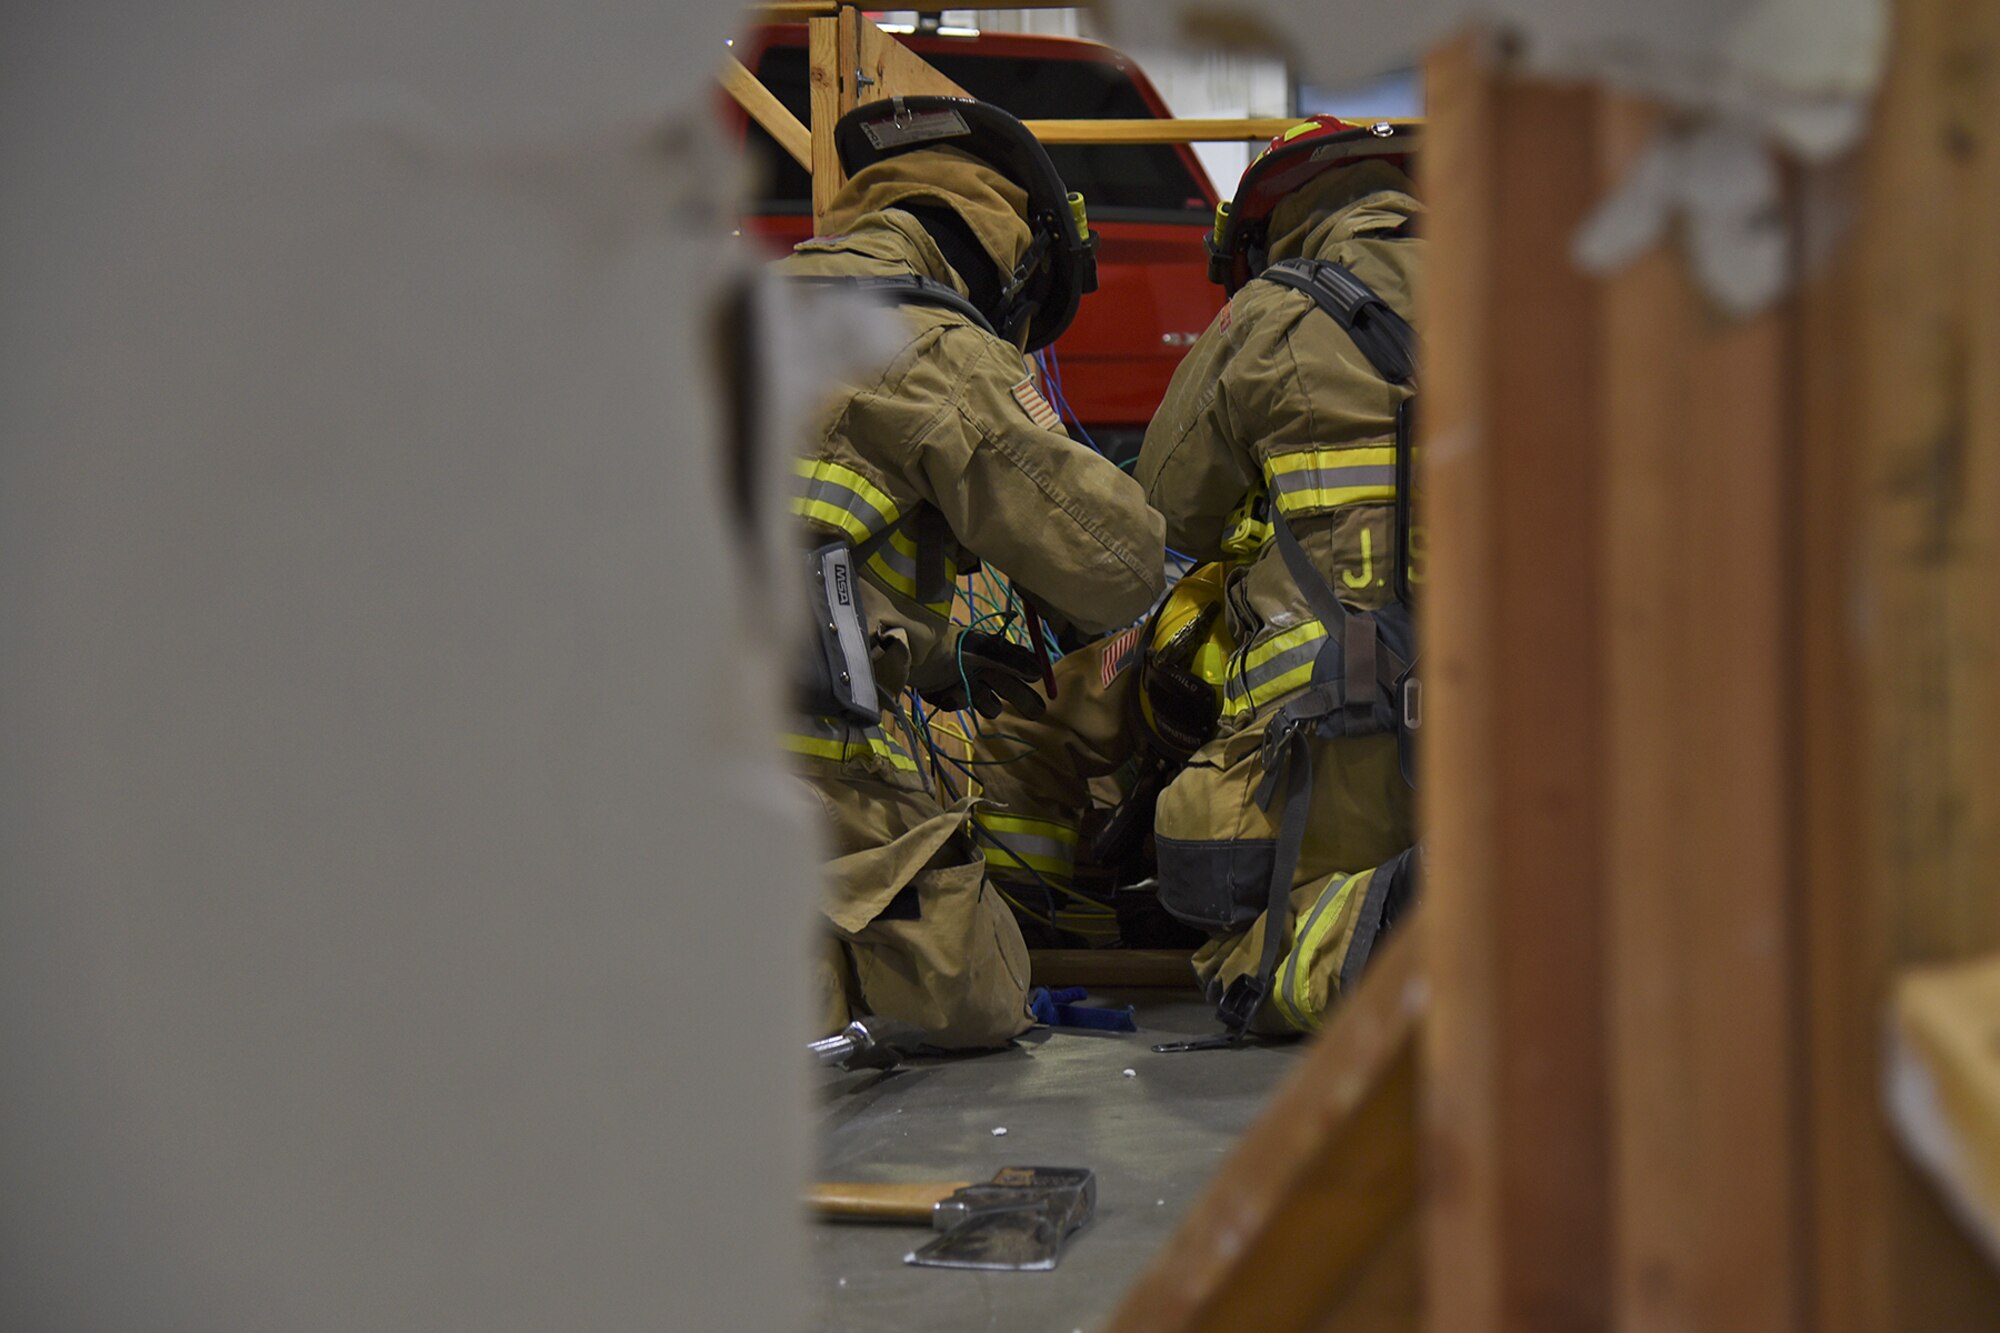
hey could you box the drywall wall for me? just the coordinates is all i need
[0,4,812,1327]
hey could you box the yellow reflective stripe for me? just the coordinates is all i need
[1242,621,1322,672]
[863,550,917,598]
[981,845,1074,881]
[1263,445,1398,477]
[974,810,1078,883]
[1264,444,1398,515]
[1272,484,1397,515]
[791,495,874,545]
[1222,622,1326,717]
[779,730,919,773]
[792,457,899,528]
[863,550,959,613]
[975,812,1079,846]
[1274,871,1364,1033]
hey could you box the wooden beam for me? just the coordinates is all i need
[807,15,842,227]
[718,55,810,170]
[851,10,971,107]
[1888,953,2000,1256]
[1800,0,2000,1324]
[1419,40,1617,1331]
[1594,91,1803,1331]
[755,0,1086,16]
[1028,949,1197,990]
[1024,117,1305,144]
[1105,926,1423,1333]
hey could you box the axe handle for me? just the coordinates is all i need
[805,1180,971,1223]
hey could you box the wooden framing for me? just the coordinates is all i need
[1797,0,2000,1324]
[714,6,1349,230]
[1418,52,1621,1329]
[1127,3,2000,1328]
[1028,949,1200,990]
[754,0,1085,17]
[720,54,810,169]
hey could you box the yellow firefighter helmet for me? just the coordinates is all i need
[1137,562,1236,760]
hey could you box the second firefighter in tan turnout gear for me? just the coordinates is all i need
[972,118,1424,1036]
[780,98,1166,1048]
[1140,118,1422,1033]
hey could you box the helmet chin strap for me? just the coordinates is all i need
[996,228,1052,347]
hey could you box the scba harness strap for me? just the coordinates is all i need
[787,272,999,339]
[1157,257,1423,1053]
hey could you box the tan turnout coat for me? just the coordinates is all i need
[778,150,1166,1046]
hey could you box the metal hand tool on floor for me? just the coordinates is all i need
[805,1166,1096,1270]
[809,1015,922,1072]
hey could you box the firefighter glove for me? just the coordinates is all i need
[921,629,1048,720]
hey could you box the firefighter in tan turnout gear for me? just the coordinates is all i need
[1138,116,1425,1041]
[780,97,1166,1049]
[977,117,1425,1040]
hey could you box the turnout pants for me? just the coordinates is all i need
[966,639,1416,1031]
[790,713,1032,1049]
[966,645,1139,942]
[1156,713,1412,1032]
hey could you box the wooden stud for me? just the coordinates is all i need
[1028,949,1198,990]
[1594,92,1804,1331]
[719,55,811,170]
[1022,117,1311,144]
[1419,42,1616,1332]
[807,15,843,228]
[1800,0,2000,1324]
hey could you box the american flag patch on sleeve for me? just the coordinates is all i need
[1011,378,1065,434]
[1100,624,1144,688]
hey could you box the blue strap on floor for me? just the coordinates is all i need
[1028,986,1139,1033]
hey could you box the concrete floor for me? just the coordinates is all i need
[811,991,1302,1333]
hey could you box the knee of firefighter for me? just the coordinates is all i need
[1299,732,1414,872]
[845,857,1032,1049]
[1151,724,1410,932]
[1151,728,1273,933]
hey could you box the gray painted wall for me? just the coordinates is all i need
[2,6,810,1327]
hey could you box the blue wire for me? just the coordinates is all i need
[1034,346,1101,455]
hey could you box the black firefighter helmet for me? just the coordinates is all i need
[834,95,1099,352]
[1206,115,1420,295]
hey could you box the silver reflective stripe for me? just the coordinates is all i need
[1262,444,1398,517]
[863,529,959,611]
[792,458,901,546]
[981,830,1075,873]
[1223,623,1326,716]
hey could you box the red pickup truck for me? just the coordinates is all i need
[725,25,1226,461]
